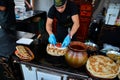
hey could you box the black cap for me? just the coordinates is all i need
[54,0,66,7]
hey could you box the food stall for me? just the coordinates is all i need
[6,0,120,80]
[12,30,120,80]
[1,26,119,80]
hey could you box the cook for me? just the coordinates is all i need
[46,0,80,47]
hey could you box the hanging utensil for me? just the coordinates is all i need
[33,34,41,45]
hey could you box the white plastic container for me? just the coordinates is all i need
[15,6,26,19]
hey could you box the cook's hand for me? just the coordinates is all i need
[48,34,56,45]
[62,35,71,47]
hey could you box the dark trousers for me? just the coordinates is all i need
[0,56,23,80]
[0,56,16,80]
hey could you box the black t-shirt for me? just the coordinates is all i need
[0,0,16,29]
[48,1,79,42]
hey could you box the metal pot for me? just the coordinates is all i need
[65,41,88,68]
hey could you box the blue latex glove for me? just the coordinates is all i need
[48,34,56,45]
[62,35,71,47]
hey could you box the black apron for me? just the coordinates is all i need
[56,17,77,43]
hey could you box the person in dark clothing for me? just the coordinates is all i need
[0,0,16,31]
[46,0,80,47]
[0,0,17,80]
[0,0,16,58]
